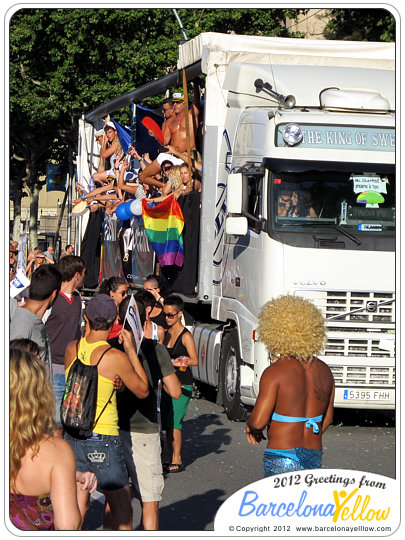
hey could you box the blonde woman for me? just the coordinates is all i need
[245,295,335,477]
[26,252,47,279]
[148,166,184,205]
[10,348,82,530]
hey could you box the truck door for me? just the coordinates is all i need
[222,168,265,314]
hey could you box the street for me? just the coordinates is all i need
[83,391,396,531]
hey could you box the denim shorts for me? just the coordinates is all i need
[52,371,66,428]
[64,432,129,491]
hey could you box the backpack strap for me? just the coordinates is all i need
[95,345,112,366]
[92,346,115,430]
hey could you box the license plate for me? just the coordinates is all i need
[343,389,392,401]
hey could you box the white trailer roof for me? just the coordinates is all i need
[178,32,395,72]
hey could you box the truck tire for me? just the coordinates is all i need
[219,329,249,422]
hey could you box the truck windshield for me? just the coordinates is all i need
[269,166,395,237]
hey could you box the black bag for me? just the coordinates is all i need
[60,341,114,438]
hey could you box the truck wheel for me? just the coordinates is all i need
[220,329,249,422]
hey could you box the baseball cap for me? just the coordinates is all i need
[172,92,184,102]
[85,294,117,323]
[124,171,137,183]
[95,129,104,139]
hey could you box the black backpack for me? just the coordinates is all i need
[60,341,114,438]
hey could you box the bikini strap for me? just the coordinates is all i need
[271,412,323,434]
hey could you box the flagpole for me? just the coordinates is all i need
[182,69,193,182]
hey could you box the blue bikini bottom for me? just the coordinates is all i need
[263,448,322,477]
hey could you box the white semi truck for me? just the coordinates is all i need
[79,33,395,420]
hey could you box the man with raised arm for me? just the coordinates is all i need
[139,80,201,186]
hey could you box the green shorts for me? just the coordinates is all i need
[160,385,193,431]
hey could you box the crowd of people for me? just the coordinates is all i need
[9,251,200,531]
[9,78,335,532]
[73,83,203,227]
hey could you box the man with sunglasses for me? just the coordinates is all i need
[139,80,202,186]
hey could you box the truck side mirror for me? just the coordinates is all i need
[225,216,248,236]
[226,173,243,214]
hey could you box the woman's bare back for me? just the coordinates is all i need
[267,357,334,450]
[247,356,334,451]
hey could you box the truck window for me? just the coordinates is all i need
[242,172,264,232]
[269,167,395,237]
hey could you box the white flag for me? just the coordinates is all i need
[124,294,144,352]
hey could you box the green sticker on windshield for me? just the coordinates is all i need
[357,191,385,205]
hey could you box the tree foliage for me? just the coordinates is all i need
[325,8,395,42]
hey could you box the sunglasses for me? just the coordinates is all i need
[119,290,128,297]
[164,312,178,319]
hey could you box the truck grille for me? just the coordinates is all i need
[329,364,395,386]
[297,290,395,388]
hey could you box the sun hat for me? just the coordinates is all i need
[104,121,116,131]
[172,92,184,102]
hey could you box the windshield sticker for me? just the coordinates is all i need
[350,175,388,207]
[351,175,388,194]
[356,191,385,206]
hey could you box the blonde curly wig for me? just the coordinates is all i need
[168,165,182,191]
[257,295,326,362]
[10,348,56,491]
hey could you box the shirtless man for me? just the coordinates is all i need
[139,81,201,185]
[245,295,335,477]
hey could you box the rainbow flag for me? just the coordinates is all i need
[142,195,185,267]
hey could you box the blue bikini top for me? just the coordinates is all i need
[271,412,323,434]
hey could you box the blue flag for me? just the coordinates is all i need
[111,118,132,153]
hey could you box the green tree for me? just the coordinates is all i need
[325,8,395,42]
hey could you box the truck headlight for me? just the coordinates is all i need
[282,123,303,146]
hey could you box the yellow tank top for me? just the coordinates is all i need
[65,338,118,436]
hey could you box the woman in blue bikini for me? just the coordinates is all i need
[245,295,335,477]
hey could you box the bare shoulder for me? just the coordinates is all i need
[105,345,127,361]
[66,340,78,354]
[259,362,282,383]
[40,436,75,461]
[311,357,334,380]
[65,340,79,367]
